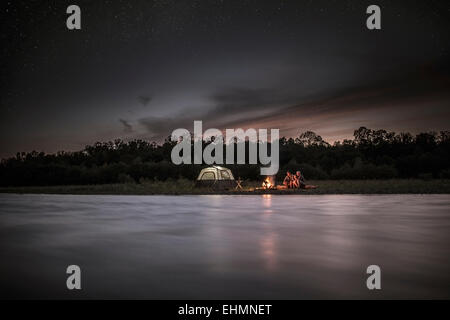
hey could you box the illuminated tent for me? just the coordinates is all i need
[195,166,236,189]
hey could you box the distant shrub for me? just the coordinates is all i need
[366,164,398,179]
[298,163,329,180]
[276,163,329,181]
[331,162,397,180]
[418,173,433,180]
[440,169,450,179]
[118,173,135,184]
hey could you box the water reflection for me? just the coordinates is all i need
[259,194,278,270]
[0,194,449,299]
[260,231,278,271]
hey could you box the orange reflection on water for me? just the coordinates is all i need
[262,194,273,214]
[260,194,278,270]
[260,231,278,271]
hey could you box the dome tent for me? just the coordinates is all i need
[195,166,236,189]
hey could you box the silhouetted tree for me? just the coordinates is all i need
[1,127,450,186]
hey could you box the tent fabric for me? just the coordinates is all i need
[196,166,235,181]
[195,166,236,189]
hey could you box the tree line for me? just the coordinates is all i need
[1,127,450,186]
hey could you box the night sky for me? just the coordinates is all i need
[1,0,449,158]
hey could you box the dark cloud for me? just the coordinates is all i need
[135,63,450,142]
[119,119,133,133]
[138,116,194,141]
[210,87,296,113]
[138,95,152,107]
[1,0,450,157]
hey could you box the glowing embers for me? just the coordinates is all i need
[261,176,275,190]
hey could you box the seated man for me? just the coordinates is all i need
[295,170,317,189]
[295,171,306,188]
[283,171,293,188]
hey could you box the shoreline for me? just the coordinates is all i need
[1,179,450,195]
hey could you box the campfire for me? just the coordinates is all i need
[262,176,276,190]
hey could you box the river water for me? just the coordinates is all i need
[0,194,449,299]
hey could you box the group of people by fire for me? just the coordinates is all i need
[262,171,317,190]
[283,171,318,189]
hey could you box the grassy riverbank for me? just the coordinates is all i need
[1,179,450,195]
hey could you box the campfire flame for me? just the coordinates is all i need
[262,176,275,189]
